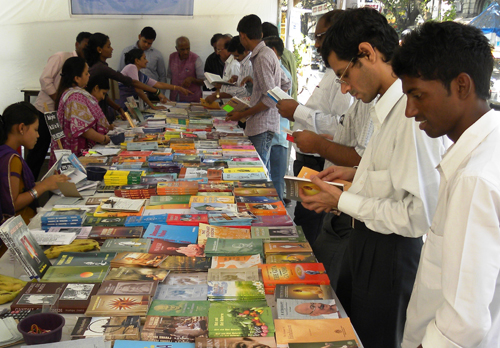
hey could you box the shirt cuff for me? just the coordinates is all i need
[293,105,313,127]
[338,191,363,220]
[421,320,463,348]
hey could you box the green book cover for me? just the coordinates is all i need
[207,281,265,300]
[204,238,263,258]
[147,300,210,316]
[101,238,151,253]
[54,252,117,266]
[41,265,109,283]
[149,195,191,206]
[208,301,274,337]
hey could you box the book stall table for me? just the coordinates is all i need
[0,104,362,348]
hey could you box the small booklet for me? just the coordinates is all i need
[267,86,293,102]
[222,96,251,113]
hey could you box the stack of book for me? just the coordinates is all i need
[104,170,130,186]
[157,181,198,196]
[114,184,157,199]
[41,209,87,228]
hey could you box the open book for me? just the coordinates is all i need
[222,96,251,113]
[267,86,293,102]
[204,72,236,86]
[284,175,344,202]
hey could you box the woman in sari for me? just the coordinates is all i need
[0,102,68,224]
[50,57,111,165]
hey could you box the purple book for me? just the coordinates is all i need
[251,215,294,227]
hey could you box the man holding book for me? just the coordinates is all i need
[392,22,500,348]
[299,8,449,348]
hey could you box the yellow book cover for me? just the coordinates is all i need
[223,167,265,174]
[198,223,251,245]
[189,196,235,207]
[274,318,359,345]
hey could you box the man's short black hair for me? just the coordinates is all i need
[321,10,343,28]
[76,32,92,43]
[227,36,245,54]
[262,22,279,38]
[263,36,284,57]
[210,33,224,46]
[393,21,493,100]
[140,27,156,40]
[237,14,263,40]
[321,8,398,66]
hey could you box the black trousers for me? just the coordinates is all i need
[336,220,423,348]
[26,110,51,180]
[312,212,352,291]
[293,153,325,244]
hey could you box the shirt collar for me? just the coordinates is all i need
[240,52,252,66]
[439,109,500,180]
[225,54,235,66]
[250,41,266,61]
[371,79,404,127]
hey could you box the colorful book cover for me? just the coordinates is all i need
[85,295,150,316]
[238,202,287,216]
[141,316,208,342]
[190,203,237,214]
[105,267,169,282]
[189,196,235,206]
[210,255,262,269]
[234,196,280,203]
[233,182,275,188]
[110,252,167,268]
[195,337,276,348]
[97,280,158,296]
[54,252,117,266]
[251,226,299,239]
[273,284,335,300]
[158,256,211,272]
[149,239,205,257]
[71,317,141,341]
[208,301,274,337]
[251,215,294,227]
[233,188,278,197]
[198,224,251,246]
[89,226,144,239]
[100,238,152,253]
[263,242,312,254]
[167,214,209,226]
[165,272,208,286]
[222,172,268,181]
[266,253,316,264]
[207,267,260,282]
[207,281,265,300]
[148,300,210,317]
[83,217,127,227]
[41,265,109,283]
[11,282,99,313]
[150,196,191,205]
[274,319,359,345]
[115,340,194,348]
[143,224,199,244]
[204,239,263,258]
[284,175,345,202]
[276,298,340,319]
[198,183,233,192]
[125,214,169,227]
[260,263,330,287]
[154,284,208,301]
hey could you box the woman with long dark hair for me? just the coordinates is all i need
[0,102,68,224]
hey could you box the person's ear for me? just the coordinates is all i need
[358,42,376,63]
[138,34,141,41]
[17,123,26,135]
[455,72,473,100]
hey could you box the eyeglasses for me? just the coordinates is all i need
[314,31,327,41]
[307,303,320,315]
[335,57,354,85]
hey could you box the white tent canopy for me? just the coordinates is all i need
[0,0,279,110]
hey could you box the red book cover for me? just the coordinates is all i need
[149,239,205,257]
[260,263,330,287]
[167,214,209,226]
[118,151,153,157]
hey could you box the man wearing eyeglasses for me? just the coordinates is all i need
[299,8,449,348]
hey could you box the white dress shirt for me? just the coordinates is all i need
[338,79,450,237]
[292,68,352,155]
[221,53,252,98]
[222,55,240,82]
[403,110,500,348]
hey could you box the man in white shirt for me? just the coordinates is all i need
[392,21,500,348]
[276,10,353,244]
[299,8,449,348]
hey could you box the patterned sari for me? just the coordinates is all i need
[50,87,109,165]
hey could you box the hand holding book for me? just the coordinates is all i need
[299,175,343,214]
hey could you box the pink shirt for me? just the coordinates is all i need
[34,51,77,113]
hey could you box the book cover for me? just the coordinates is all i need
[190,203,237,214]
[263,242,312,254]
[11,282,99,313]
[284,176,344,202]
[148,300,210,317]
[105,267,170,282]
[150,196,191,206]
[207,301,274,338]
[144,224,199,244]
[141,316,208,342]
[158,256,211,272]
[197,224,250,246]
[97,280,158,296]
[251,215,294,227]
[274,318,359,345]
[83,217,127,227]
[115,340,195,348]
[207,213,255,226]
[260,264,330,287]
[266,253,316,264]
[165,272,208,286]
[273,284,335,300]
[204,239,263,258]
[198,183,233,193]
[71,316,141,341]
[125,214,169,228]
[207,281,265,300]
[234,196,280,204]
[210,255,262,269]
[167,214,209,226]
[54,252,117,266]
[154,284,208,301]
[149,239,205,257]
[189,196,234,206]
[195,337,276,348]
[100,238,152,253]
[276,299,340,319]
[47,226,93,239]
[85,295,150,316]
[251,226,307,242]
[238,202,287,216]
[88,226,144,240]
[207,267,260,282]
[233,182,275,188]
[233,188,278,197]
[0,216,51,279]
[110,252,167,268]
[41,265,109,283]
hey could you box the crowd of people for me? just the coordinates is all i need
[0,8,499,348]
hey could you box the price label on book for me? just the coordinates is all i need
[44,111,65,141]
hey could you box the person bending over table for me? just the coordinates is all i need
[0,102,69,224]
[118,48,191,110]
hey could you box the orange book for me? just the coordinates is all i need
[197,223,251,245]
[238,202,287,216]
[211,255,262,268]
[274,318,359,345]
[260,263,330,288]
